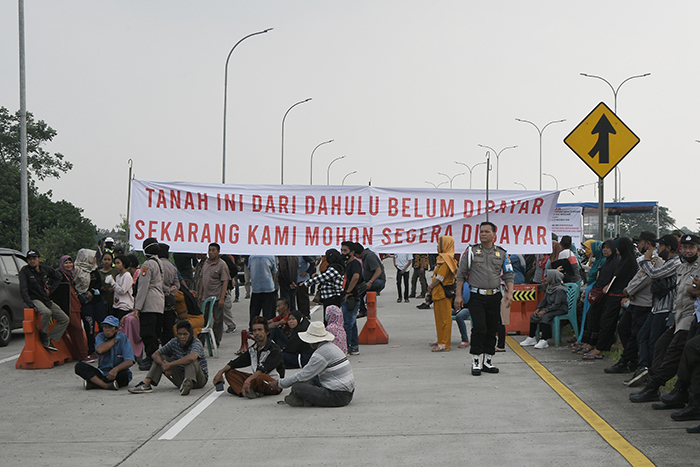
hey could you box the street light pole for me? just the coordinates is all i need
[281,98,312,185]
[542,172,559,190]
[580,72,650,238]
[437,172,465,189]
[310,139,333,185]
[514,182,527,190]
[425,181,448,189]
[455,161,487,189]
[221,28,273,184]
[327,155,345,185]
[477,144,517,190]
[342,171,357,185]
[515,118,566,190]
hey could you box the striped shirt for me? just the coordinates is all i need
[278,341,354,392]
[159,337,208,378]
[306,266,344,300]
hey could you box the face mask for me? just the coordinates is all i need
[658,249,670,260]
[639,245,648,254]
[342,253,351,262]
[685,254,698,264]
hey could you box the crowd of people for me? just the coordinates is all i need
[18,225,700,430]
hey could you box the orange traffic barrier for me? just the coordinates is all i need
[505,284,543,335]
[16,308,73,369]
[358,291,389,345]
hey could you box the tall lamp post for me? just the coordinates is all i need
[342,171,357,185]
[542,172,558,190]
[438,172,465,189]
[514,182,527,190]
[221,28,273,184]
[425,181,447,188]
[281,98,312,185]
[477,144,517,189]
[581,72,650,238]
[309,139,333,185]
[327,155,345,185]
[515,118,566,190]
[455,161,487,189]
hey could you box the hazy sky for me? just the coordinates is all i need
[2,1,698,234]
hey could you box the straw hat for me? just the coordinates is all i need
[299,321,335,344]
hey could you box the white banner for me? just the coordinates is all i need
[129,179,559,255]
[551,206,584,248]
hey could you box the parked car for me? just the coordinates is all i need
[0,248,27,346]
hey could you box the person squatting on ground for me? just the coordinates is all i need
[212,316,284,399]
[269,321,355,407]
[129,320,208,396]
[75,316,134,390]
[630,234,700,403]
[454,222,514,376]
[19,248,69,351]
[520,269,568,350]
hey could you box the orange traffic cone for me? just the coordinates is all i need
[359,292,389,345]
[16,308,73,369]
[235,329,252,355]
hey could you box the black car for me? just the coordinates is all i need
[0,248,27,346]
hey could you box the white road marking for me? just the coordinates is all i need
[0,353,20,365]
[158,389,224,440]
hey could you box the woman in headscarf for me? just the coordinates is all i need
[325,305,347,355]
[75,249,108,356]
[427,236,458,352]
[570,240,606,348]
[520,269,568,349]
[584,237,638,360]
[282,310,315,369]
[50,255,91,362]
[303,248,345,312]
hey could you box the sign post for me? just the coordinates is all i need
[564,102,640,239]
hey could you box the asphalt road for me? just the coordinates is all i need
[0,265,695,466]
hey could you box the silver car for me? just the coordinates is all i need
[0,249,27,346]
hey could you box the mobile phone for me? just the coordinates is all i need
[215,382,224,392]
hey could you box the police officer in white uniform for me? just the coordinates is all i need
[454,222,514,376]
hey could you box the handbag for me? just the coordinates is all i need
[587,287,605,306]
[441,282,457,299]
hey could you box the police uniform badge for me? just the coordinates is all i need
[141,266,148,276]
[495,251,501,257]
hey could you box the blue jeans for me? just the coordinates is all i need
[455,308,471,342]
[342,298,360,351]
[369,278,386,293]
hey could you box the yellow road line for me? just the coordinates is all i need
[506,336,655,467]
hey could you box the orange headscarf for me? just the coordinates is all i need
[437,236,458,273]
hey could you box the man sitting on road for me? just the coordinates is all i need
[19,248,70,351]
[74,316,134,390]
[212,316,283,399]
[269,321,355,407]
[129,320,209,396]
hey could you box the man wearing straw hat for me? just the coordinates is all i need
[269,321,355,407]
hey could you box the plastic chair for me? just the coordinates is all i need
[551,283,580,347]
[199,296,218,358]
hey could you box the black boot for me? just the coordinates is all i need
[671,393,700,421]
[482,354,499,374]
[687,423,700,433]
[653,380,690,410]
[604,359,630,374]
[629,377,662,403]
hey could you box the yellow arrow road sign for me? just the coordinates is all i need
[564,102,640,178]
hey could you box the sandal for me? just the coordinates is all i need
[431,345,448,352]
[582,352,604,360]
[397,298,402,303]
[429,341,438,347]
[458,342,470,348]
[572,345,591,353]
[569,341,582,349]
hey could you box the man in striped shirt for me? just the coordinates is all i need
[270,321,354,407]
